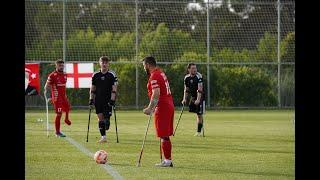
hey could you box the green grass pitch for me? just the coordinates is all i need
[25,109,295,179]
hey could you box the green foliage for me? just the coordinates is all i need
[67,27,97,61]
[34,63,278,107]
[112,64,137,106]
[176,52,207,62]
[26,3,295,106]
[256,32,277,62]
[212,48,256,62]
[281,66,295,107]
[139,23,194,62]
[215,66,277,106]
[281,32,295,62]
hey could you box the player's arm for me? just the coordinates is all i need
[147,88,160,110]
[111,84,117,101]
[109,72,118,106]
[182,76,189,105]
[89,84,96,109]
[143,77,160,115]
[44,75,52,101]
[196,83,203,101]
[89,74,96,108]
[89,85,96,100]
[195,76,203,105]
[182,85,189,105]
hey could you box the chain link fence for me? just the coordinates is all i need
[25,0,295,109]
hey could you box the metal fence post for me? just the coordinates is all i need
[63,0,66,63]
[207,0,211,108]
[277,0,281,108]
[135,0,139,109]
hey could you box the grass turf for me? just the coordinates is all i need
[25,109,295,179]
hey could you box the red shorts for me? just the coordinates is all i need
[53,99,70,113]
[154,101,174,137]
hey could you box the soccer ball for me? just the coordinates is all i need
[94,150,108,164]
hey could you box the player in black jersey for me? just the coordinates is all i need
[89,56,118,143]
[181,63,205,136]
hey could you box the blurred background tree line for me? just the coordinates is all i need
[26,0,295,107]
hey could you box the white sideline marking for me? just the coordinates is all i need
[44,123,123,179]
[65,137,124,180]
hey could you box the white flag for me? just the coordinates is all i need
[66,63,93,88]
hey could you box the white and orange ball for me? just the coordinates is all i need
[94,150,108,164]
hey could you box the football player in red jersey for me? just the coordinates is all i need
[142,56,174,167]
[44,60,72,137]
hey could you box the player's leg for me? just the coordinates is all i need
[97,113,107,143]
[195,115,203,135]
[97,103,112,143]
[95,101,107,143]
[55,112,62,134]
[156,136,173,167]
[63,100,71,125]
[54,104,65,137]
[104,105,112,131]
[194,100,204,136]
[155,104,174,167]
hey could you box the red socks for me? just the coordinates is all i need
[55,113,62,134]
[64,111,71,125]
[161,137,172,160]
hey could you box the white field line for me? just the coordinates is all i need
[40,118,123,179]
[65,136,124,180]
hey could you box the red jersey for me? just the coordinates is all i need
[147,68,173,104]
[47,70,68,102]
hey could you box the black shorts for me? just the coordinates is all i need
[94,100,112,118]
[189,99,205,115]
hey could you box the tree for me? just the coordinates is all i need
[139,23,196,62]
[256,32,277,62]
[215,66,277,106]
[281,32,295,62]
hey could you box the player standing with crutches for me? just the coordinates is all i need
[138,56,175,167]
[181,63,205,137]
[44,59,72,138]
[89,56,118,143]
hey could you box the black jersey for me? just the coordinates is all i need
[92,70,118,101]
[184,72,205,99]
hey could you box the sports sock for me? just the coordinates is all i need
[99,120,106,136]
[64,111,71,125]
[55,113,62,133]
[197,123,203,132]
[104,117,110,130]
[161,137,172,160]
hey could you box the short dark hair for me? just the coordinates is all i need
[55,59,64,65]
[99,56,110,62]
[142,56,157,67]
[187,63,196,69]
